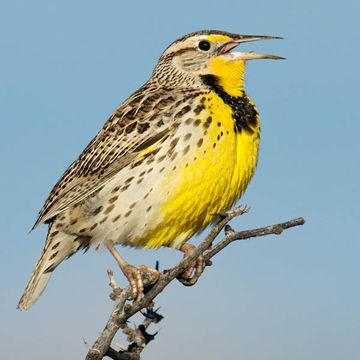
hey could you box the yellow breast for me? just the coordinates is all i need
[141,92,260,249]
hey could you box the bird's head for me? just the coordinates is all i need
[153,30,283,96]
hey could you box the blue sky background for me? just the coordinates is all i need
[1,0,359,359]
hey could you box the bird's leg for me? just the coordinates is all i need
[177,243,205,286]
[106,243,159,301]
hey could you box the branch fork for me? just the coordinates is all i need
[86,207,305,360]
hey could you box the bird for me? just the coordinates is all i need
[18,30,283,310]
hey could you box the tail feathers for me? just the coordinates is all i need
[17,233,84,311]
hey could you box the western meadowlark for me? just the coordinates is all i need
[18,30,282,310]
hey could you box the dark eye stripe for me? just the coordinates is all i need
[162,46,197,60]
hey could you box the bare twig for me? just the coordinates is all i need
[85,208,305,360]
[204,216,305,261]
[107,270,118,291]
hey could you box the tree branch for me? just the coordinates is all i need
[204,216,305,261]
[85,208,305,360]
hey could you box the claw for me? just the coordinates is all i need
[107,243,159,302]
[122,264,143,301]
[177,243,205,286]
[123,265,159,301]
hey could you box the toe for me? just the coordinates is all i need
[194,255,205,278]
[182,266,195,280]
[177,254,205,286]
[123,265,159,301]
[134,269,143,302]
[123,265,143,301]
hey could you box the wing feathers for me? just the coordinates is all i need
[33,85,178,228]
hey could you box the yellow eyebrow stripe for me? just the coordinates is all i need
[206,35,232,43]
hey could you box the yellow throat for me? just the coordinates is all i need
[209,56,246,97]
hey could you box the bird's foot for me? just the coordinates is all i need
[122,264,159,302]
[106,243,159,302]
[177,243,205,286]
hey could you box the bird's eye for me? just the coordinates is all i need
[198,40,211,51]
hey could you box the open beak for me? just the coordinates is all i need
[219,35,284,60]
